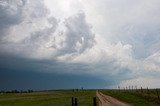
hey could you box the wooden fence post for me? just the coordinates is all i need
[141,87,143,93]
[71,97,74,106]
[75,98,78,106]
[118,86,120,92]
[135,86,137,92]
[93,97,97,106]
[147,87,150,98]
[156,89,160,100]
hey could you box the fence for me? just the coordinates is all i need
[71,97,97,106]
[117,86,160,104]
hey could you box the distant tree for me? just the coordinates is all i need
[28,89,33,93]
[81,87,84,90]
[6,91,11,93]
[11,90,19,93]
[72,89,75,92]
[0,90,4,93]
[20,90,23,93]
[20,90,27,93]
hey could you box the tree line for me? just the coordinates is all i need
[0,89,33,93]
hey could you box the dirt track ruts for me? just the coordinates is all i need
[96,91,132,106]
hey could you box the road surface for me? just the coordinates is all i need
[96,91,132,106]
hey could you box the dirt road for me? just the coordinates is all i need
[96,91,132,106]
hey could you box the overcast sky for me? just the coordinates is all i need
[0,0,160,90]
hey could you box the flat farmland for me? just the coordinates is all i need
[1,89,160,106]
[0,90,96,106]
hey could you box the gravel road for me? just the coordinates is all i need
[96,91,132,106]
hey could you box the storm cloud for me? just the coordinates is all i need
[0,0,160,89]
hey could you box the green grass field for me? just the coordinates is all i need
[1,89,160,106]
[101,89,160,106]
[0,90,97,106]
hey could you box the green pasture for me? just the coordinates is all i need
[0,90,96,106]
[1,89,160,106]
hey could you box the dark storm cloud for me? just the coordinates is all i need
[0,0,95,59]
[0,0,96,85]
[0,69,108,90]
[0,0,160,89]
[0,54,115,90]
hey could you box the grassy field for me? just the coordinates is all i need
[101,89,160,106]
[1,89,160,106]
[0,90,97,106]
